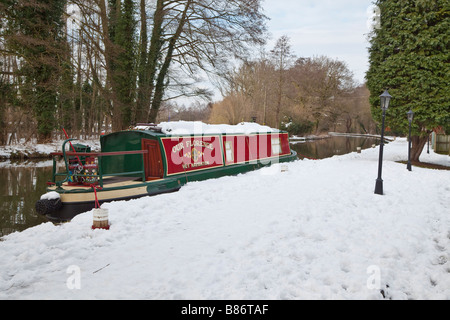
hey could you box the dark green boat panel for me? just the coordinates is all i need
[100,131,152,177]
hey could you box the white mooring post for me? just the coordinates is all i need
[92,207,109,230]
[91,185,109,230]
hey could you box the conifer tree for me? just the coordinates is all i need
[366,0,450,161]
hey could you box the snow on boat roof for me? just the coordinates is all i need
[135,121,279,135]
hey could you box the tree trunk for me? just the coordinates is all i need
[410,135,428,162]
[148,0,192,123]
[98,0,124,132]
[0,96,6,146]
[135,0,149,123]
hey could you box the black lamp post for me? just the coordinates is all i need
[374,89,392,195]
[406,109,414,171]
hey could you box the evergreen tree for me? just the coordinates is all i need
[4,0,67,142]
[366,0,450,161]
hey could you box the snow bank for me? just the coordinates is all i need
[0,138,448,300]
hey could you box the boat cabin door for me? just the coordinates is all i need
[142,139,163,180]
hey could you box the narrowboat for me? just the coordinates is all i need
[35,122,298,222]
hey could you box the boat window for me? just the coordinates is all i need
[271,138,281,155]
[225,141,233,161]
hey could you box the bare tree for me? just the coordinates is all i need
[137,0,268,123]
[209,93,250,124]
[270,35,294,128]
[212,52,369,136]
[289,56,355,133]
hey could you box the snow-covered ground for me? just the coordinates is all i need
[0,138,448,300]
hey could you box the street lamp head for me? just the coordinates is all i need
[407,109,414,123]
[379,89,392,110]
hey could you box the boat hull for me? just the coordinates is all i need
[44,187,181,222]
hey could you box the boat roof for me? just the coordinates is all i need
[134,121,281,136]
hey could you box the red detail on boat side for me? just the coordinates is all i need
[223,133,291,165]
[161,136,224,176]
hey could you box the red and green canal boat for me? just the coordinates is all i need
[35,122,298,222]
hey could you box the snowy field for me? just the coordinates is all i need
[0,138,449,300]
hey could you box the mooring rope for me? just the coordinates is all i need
[90,184,103,208]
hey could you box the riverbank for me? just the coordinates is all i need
[328,132,396,141]
[0,138,101,161]
[0,141,58,161]
[0,138,449,300]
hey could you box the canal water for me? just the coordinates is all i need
[0,163,52,237]
[290,135,380,160]
[0,136,380,237]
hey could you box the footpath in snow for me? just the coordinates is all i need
[0,138,449,300]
